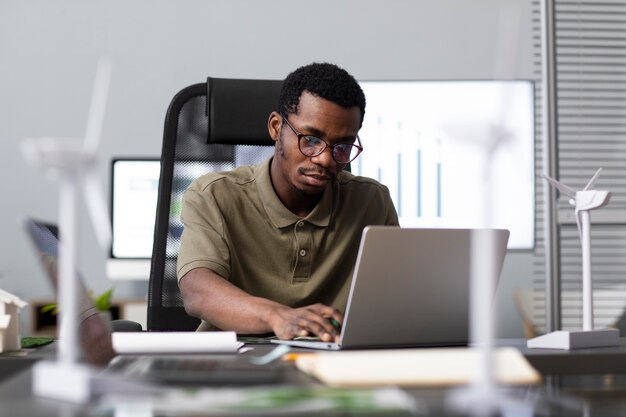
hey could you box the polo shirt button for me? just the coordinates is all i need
[297,221,304,227]
[299,249,306,256]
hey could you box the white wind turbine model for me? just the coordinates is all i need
[21,60,114,402]
[447,2,536,416]
[528,168,620,349]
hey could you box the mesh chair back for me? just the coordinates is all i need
[147,78,280,331]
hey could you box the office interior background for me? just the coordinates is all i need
[1,0,624,338]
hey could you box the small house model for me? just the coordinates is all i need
[0,289,27,352]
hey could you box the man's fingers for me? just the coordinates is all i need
[272,304,344,341]
[308,305,344,327]
[302,306,344,337]
[275,324,308,340]
[309,303,340,317]
[302,318,336,341]
[288,314,332,341]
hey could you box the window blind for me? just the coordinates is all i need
[533,0,626,332]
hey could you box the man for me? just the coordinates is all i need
[177,63,398,342]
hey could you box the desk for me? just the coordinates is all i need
[3,342,626,416]
[513,338,626,375]
[0,342,54,384]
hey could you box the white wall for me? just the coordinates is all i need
[0,0,535,336]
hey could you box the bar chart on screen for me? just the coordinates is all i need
[357,81,535,249]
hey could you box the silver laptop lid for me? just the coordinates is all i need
[339,226,510,349]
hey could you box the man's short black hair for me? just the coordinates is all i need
[278,62,366,125]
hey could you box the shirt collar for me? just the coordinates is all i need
[256,157,333,229]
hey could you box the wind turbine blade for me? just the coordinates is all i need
[583,168,603,191]
[542,173,576,198]
[84,58,112,155]
[83,172,112,249]
[575,208,583,242]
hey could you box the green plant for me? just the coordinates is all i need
[40,287,115,315]
[89,287,114,312]
[40,302,59,316]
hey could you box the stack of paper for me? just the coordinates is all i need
[112,331,243,354]
[295,347,540,387]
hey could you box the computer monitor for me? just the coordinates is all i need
[107,158,160,280]
[356,80,535,249]
[105,80,534,282]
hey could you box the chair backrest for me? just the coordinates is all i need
[147,78,281,331]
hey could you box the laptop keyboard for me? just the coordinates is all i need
[107,355,281,385]
[151,358,220,372]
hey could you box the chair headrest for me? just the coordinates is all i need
[207,77,282,146]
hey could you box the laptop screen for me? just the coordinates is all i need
[22,218,115,365]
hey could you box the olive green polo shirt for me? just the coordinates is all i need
[177,157,398,330]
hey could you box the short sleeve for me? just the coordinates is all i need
[176,180,231,282]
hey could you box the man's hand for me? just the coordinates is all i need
[268,303,344,342]
[180,268,343,340]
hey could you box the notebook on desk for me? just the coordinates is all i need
[271,226,510,351]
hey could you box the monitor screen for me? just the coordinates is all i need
[108,159,160,280]
[355,80,535,249]
[106,80,535,281]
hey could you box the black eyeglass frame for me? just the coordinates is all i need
[280,113,364,164]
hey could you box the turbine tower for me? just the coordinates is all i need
[528,169,620,349]
[21,59,113,402]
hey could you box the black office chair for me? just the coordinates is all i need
[147,78,281,331]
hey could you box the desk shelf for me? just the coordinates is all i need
[29,299,146,336]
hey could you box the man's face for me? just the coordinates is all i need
[269,91,361,197]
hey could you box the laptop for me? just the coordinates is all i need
[21,217,119,365]
[271,226,510,350]
[21,217,278,385]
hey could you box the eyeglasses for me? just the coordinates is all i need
[280,113,363,164]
